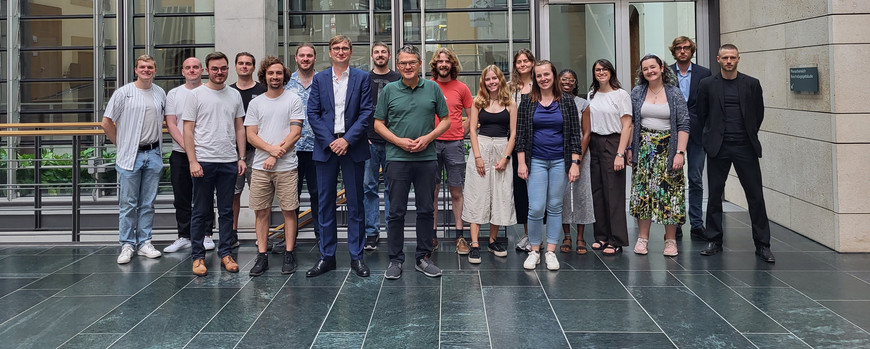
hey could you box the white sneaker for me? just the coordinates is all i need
[137,242,162,259]
[163,237,191,253]
[117,244,134,264]
[203,236,216,250]
[523,250,540,270]
[516,235,531,252]
[544,251,560,270]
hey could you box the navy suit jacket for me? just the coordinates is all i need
[307,67,373,163]
[696,72,765,158]
[670,62,711,144]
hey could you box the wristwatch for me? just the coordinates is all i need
[503,154,511,160]
[571,159,581,165]
[616,153,625,158]
[676,150,686,156]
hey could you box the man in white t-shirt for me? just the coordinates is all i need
[163,56,216,254]
[244,56,305,276]
[101,54,166,265]
[183,52,247,276]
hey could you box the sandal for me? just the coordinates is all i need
[576,240,588,255]
[591,240,607,250]
[602,245,623,256]
[560,235,572,253]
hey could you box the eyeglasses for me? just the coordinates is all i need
[397,61,419,67]
[209,67,229,72]
[560,77,576,84]
[331,46,351,52]
[594,68,608,73]
[676,45,692,52]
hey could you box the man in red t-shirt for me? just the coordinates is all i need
[429,47,473,255]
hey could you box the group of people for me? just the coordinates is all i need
[101,34,775,281]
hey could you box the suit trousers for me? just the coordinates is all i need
[589,133,629,247]
[704,140,771,248]
[686,140,706,229]
[296,151,321,239]
[385,160,438,264]
[315,154,366,261]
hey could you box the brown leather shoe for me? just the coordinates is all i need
[221,255,239,273]
[192,258,207,276]
[456,237,470,255]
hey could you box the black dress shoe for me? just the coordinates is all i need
[675,225,684,239]
[305,258,336,277]
[351,259,370,277]
[756,247,776,263]
[700,242,723,256]
[689,227,706,240]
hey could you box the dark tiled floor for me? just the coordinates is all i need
[2,211,870,348]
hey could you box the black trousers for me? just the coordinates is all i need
[589,133,629,247]
[704,141,771,248]
[169,151,213,239]
[511,150,529,225]
[296,151,320,239]
[385,160,438,264]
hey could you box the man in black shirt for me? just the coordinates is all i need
[696,44,774,263]
[364,42,401,250]
[230,52,268,247]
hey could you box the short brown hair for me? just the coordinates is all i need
[295,42,316,56]
[669,36,696,58]
[205,51,228,68]
[257,56,291,85]
[329,35,352,49]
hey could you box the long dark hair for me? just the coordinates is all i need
[510,48,536,93]
[589,58,621,99]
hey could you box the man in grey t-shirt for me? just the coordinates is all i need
[183,51,247,276]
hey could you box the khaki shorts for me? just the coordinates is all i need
[249,169,299,211]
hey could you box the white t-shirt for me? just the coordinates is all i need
[588,89,632,135]
[182,85,245,163]
[164,85,195,153]
[244,91,306,172]
[138,88,162,145]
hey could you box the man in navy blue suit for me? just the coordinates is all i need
[669,36,711,240]
[305,35,373,277]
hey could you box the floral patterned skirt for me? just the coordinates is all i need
[629,127,685,224]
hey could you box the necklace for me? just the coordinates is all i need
[649,86,664,102]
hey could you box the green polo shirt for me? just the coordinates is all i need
[374,78,448,161]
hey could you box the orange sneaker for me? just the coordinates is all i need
[221,255,239,273]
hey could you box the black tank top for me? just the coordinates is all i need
[478,108,510,137]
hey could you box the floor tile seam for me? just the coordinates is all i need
[0,272,96,327]
[308,270,352,349]
[778,283,870,338]
[476,270,494,349]
[70,259,198,349]
[1,248,104,300]
[180,268,257,348]
[847,272,870,287]
[719,273,814,347]
[817,299,870,302]
[438,273,444,348]
[439,330,490,333]
[548,298,636,301]
[602,260,677,348]
[359,272,387,349]
[228,269,297,349]
[562,330,664,334]
[533,269,574,349]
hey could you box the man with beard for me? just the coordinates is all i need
[245,56,305,276]
[697,44,774,263]
[282,43,322,252]
[230,52,267,249]
[669,36,711,240]
[428,47,473,255]
[364,42,401,250]
[183,52,247,276]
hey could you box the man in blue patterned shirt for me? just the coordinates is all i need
[283,42,320,249]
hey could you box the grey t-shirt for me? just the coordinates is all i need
[164,85,194,153]
[138,87,162,145]
[182,85,245,163]
[243,91,306,172]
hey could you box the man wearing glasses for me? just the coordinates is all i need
[305,35,374,278]
[669,36,712,240]
[183,52,247,276]
[374,45,450,280]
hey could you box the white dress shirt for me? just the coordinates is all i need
[332,68,349,134]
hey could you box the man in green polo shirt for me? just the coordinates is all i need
[373,44,450,280]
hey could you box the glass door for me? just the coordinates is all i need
[545,3,616,93]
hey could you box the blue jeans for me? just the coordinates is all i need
[527,158,567,247]
[686,140,706,229]
[116,147,163,247]
[364,142,389,237]
[190,162,237,259]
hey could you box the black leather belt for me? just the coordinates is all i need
[138,142,159,151]
[334,133,345,139]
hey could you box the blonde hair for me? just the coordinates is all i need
[473,65,511,110]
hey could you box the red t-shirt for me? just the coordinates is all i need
[433,79,473,141]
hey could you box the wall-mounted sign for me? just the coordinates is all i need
[790,67,819,93]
